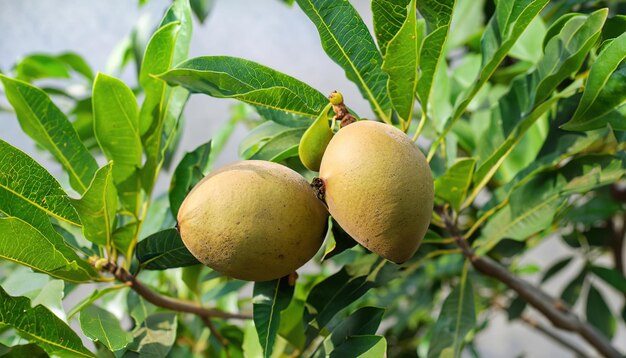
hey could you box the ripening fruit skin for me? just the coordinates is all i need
[319,121,433,263]
[177,160,328,281]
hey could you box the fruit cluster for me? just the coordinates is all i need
[177,99,434,281]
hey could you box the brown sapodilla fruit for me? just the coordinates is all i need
[177,160,328,281]
[319,121,434,263]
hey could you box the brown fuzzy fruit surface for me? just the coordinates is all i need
[319,121,434,263]
[177,160,328,281]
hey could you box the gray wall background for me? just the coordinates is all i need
[1,1,625,357]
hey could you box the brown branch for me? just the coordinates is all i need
[97,261,251,321]
[442,213,622,358]
[521,314,589,357]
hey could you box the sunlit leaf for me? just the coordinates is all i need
[0,286,94,357]
[126,313,177,356]
[296,0,391,122]
[136,228,200,270]
[71,163,117,247]
[79,305,133,351]
[0,75,98,193]
[434,158,475,211]
[253,276,294,358]
[372,0,410,56]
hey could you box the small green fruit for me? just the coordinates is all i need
[177,160,328,281]
[319,121,433,263]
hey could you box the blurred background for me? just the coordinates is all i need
[1,1,624,356]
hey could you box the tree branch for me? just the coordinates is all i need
[442,213,622,358]
[98,261,251,321]
[520,314,589,358]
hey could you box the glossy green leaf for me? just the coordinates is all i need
[0,139,80,227]
[509,17,546,63]
[372,0,410,56]
[427,273,475,358]
[322,307,385,355]
[415,0,456,119]
[541,257,572,283]
[295,0,391,122]
[253,276,295,358]
[468,10,608,206]
[70,163,117,247]
[139,22,182,135]
[322,218,357,261]
[159,56,328,118]
[0,286,94,357]
[79,305,133,351]
[141,0,193,193]
[329,335,386,358]
[0,75,98,193]
[590,266,626,293]
[432,0,550,157]
[92,73,142,214]
[434,158,475,211]
[245,124,306,162]
[136,228,200,270]
[0,217,96,282]
[299,103,333,171]
[68,286,127,320]
[126,313,177,356]
[169,140,211,218]
[477,156,625,252]
[586,285,616,339]
[304,257,396,338]
[562,32,626,131]
[382,1,424,124]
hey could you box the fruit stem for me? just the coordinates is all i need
[328,91,357,128]
[310,177,326,204]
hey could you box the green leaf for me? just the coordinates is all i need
[589,266,626,293]
[382,1,424,125]
[304,258,396,337]
[329,335,387,358]
[92,73,142,214]
[169,140,211,218]
[159,56,328,118]
[509,17,546,63]
[323,307,385,355]
[0,75,98,193]
[136,228,200,270]
[433,0,550,155]
[14,52,93,82]
[190,0,215,23]
[139,21,182,136]
[0,286,94,357]
[299,103,333,171]
[476,156,625,252]
[253,276,295,358]
[247,125,306,162]
[126,313,177,356]
[372,0,410,56]
[160,0,193,66]
[68,286,127,320]
[427,273,475,358]
[322,218,357,261]
[0,216,96,282]
[434,158,475,211]
[415,0,456,119]
[295,0,391,122]
[561,268,586,306]
[70,163,117,247]
[0,139,80,227]
[562,32,626,131]
[586,285,616,339]
[541,257,572,283]
[79,305,133,351]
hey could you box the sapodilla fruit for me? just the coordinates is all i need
[177,160,328,281]
[319,121,433,263]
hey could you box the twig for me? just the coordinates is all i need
[95,260,251,321]
[200,315,229,355]
[521,314,589,357]
[441,212,623,358]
